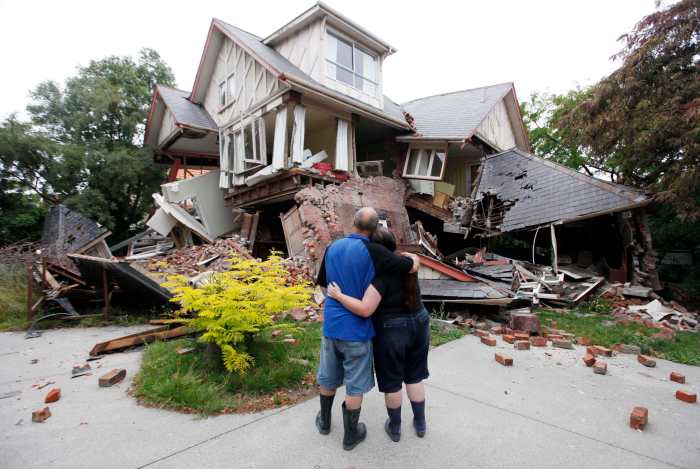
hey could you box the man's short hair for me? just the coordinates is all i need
[353,207,378,232]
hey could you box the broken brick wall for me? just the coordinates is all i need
[293,176,415,268]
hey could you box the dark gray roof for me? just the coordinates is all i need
[401,83,513,139]
[157,85,216,131]
[41,205,110,256]
[473,149,649,233]
[214,19,409,127]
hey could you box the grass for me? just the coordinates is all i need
[133,322,322,415]
[536,305,700,366]
[0,264,30,331]
[133,318,467,415]
[430,321,468,347]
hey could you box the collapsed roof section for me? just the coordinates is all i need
[41,205,111,262]
[470,149,651,235]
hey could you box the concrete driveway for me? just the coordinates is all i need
[1,325,698,468]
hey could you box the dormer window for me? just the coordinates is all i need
[326,30,377,95]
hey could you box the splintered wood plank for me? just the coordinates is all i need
[89,326,191,355]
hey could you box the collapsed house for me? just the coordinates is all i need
[137,3,663,309]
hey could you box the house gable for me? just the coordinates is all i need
[191,21,289,130]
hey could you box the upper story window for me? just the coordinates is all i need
[218,73,236,109]
[402,147,447,181]
[326,30,378,95]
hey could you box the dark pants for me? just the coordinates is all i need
[373,307,430,393]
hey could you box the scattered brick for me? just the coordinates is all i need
[612,344,641,355]
[176,347,194,355]
[576,336,591,346]
[514,341,530,351]
[593,361,608,375]
[502,334,515,344]
[670,372,685,384]
[629,407,648,430]
[528,336,545,347]
[653,329,676,341]
[509,313,541,334]
[475,329,490,338]
[546,334,564,341]
[582,354,596,367]
[283,338,300,346]
[591,346,612,357]
[44,388,60,404]
[271,330,282,338]
[552,339,574,350]
[98,369,126,387]
[560,332,575,340]
[490,326,504,335]
[481,336,497,347]
[504,327,514,335]
[637,354,656,368]
[495,352,513,366]
[32,407,51,423]
[513,332,530,341]
[675,390,697,403]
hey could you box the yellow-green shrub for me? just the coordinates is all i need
[165,253,313,374]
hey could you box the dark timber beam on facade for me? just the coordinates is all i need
[224,168,341,208]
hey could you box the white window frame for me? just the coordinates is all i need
[402,145,448,181]
[325,28,378,96]
[218,81,227,108]
[229,117,267,175]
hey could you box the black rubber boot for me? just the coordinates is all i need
[411,400,426,437]
[342,402,367,451]
[315,394,334,435]
[384,406,401,442]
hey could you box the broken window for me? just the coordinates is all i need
[326,30,378,95]
[402,147,447,181]
[228,117,266,175]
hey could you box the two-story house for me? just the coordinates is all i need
[143,2,659,290]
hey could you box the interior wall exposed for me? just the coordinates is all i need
[304,106,337,164]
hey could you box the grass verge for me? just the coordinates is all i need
[0,264,29,331]
[430,321,468,347]
[133,319,466,415]
[536,308,700,366]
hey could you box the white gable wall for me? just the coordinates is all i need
[274,17,325,84]
[475,98,517,151]
[157,107,177,146]
[202,35,289,129]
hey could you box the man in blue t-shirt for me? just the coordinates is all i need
[314,207,418,450]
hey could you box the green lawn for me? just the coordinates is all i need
[0,264,29,331]
[133,319,466,415]
[536,308,700,366]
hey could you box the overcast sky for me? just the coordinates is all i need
[0,0,660,120]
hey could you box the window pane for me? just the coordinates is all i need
[354,48,376,82]
[219,83,226,106]
[405,149,420,175]
[226,75,235,102]
[336,66,354,86]
[244,124,254,160]
[334,35,353,69]
[355,75,376,95]
[416,149,430,175]
[430,151,445,178]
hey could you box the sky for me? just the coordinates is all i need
[0,0,661,120]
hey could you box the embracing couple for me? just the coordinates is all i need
[315,207,430,450]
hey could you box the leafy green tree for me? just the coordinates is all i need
[554,0,700,220]
[0,49,175,242]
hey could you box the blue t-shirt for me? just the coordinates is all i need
[318,233,375,341]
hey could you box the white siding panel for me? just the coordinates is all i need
[157,109,177,145]
[475,98,517,151]
[273,18,324,83]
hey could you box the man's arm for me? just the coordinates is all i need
[364,242,418,276]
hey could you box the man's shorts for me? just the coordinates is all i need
[373,307,430,393]
[316,337,375,396]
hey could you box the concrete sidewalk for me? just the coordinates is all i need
[1,326,698,468]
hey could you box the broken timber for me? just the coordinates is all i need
[90,325,192,355]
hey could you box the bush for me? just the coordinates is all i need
[165,253,314,374]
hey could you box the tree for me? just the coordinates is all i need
[0,49,175,241]
[554,0,700,220]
